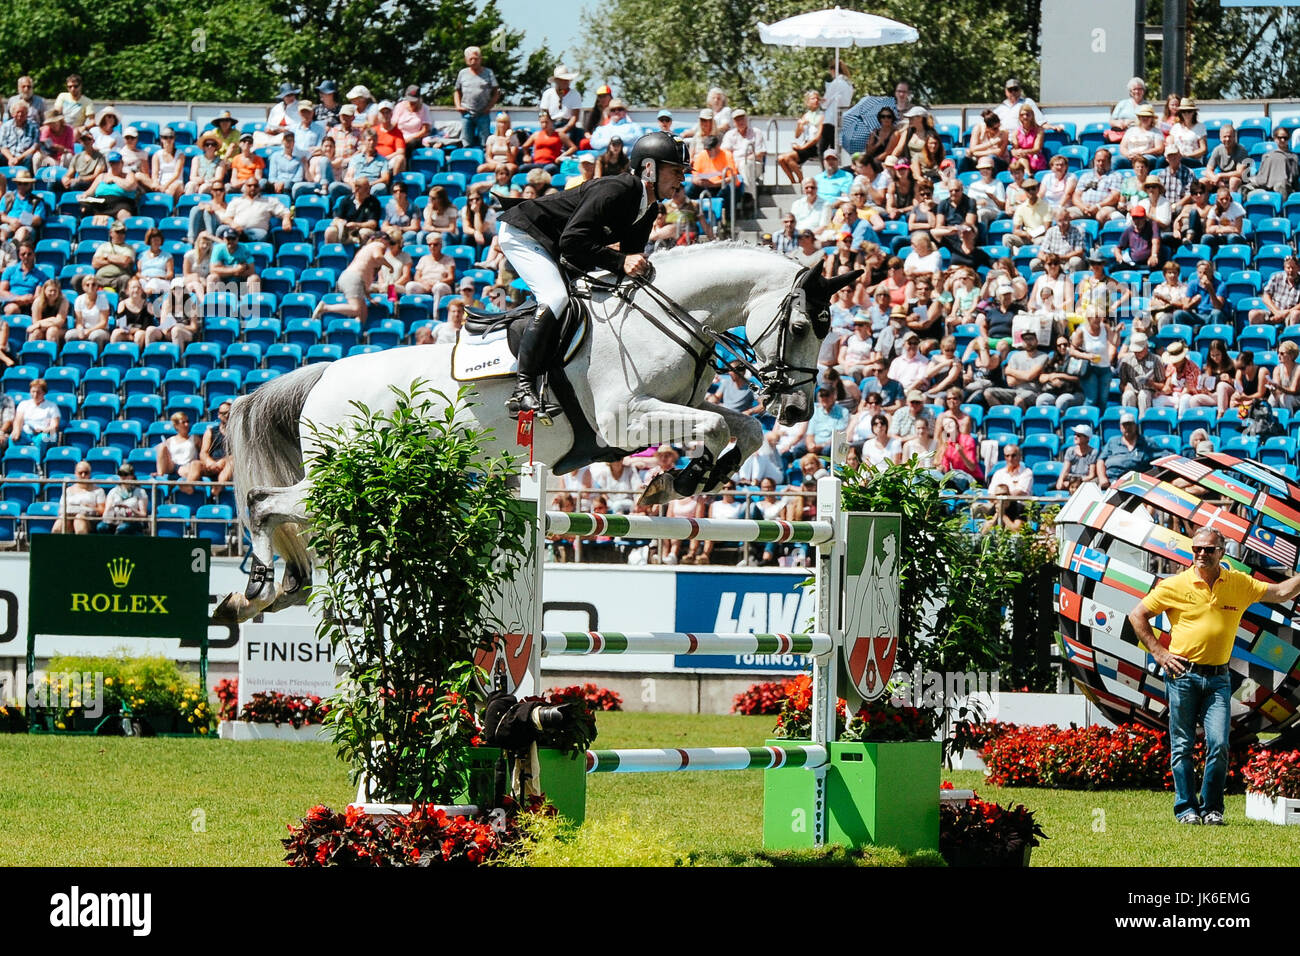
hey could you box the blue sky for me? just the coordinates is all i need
[494,0,589,60]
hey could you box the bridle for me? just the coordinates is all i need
[570,263,826,407]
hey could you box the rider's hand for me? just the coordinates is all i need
[623,254,650,277]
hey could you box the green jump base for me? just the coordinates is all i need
[762,739,940,853]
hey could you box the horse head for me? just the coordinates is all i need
[749,267,862,427]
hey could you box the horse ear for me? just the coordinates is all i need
[798,267,825,297]
[823,269,864,297]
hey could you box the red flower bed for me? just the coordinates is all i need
[545,683,622,712]
[980,723,1253,791]
[1241,749,1300,800]
[215,678,238,722]
[732,680,789,716]
[283,802,532,867]
[214,679,332,727]
[939,783,1047,866]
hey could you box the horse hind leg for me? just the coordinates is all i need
[265,530,312,613]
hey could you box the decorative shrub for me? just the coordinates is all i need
[980,723,1253,792]
[39,654,213,734]
[841,699,942,743]
[283,802,528,867]
[939,782,1047,867]
[546,683,623,712]
[770,674,847,740]
[215,679,239,722]
[306,385,529,805]
[1241,749,1300,800]
[731,680,789,716]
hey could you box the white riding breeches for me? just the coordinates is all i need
[498,220,570,316]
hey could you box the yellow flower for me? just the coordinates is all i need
[198,727,209,735]
[103,677,113,686]
[55,722,66,730]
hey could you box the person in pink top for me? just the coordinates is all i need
[391,86,432,152]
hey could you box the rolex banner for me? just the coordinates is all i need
[28,536,210,642]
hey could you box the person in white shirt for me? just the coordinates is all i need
[1110,77,1149,134]
[434,297,467,345]
[968,156,1006,226]
[97,463,149,535]
[994,78,1044,130]
[721,108,766,197]
[887,333,931,391]
[12,378,60,448]
[539,65,583,138]
[790,179,831,232]
[266,82,300,129]
[223,179,292,241]
[987,443,1033,496]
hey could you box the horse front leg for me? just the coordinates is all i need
[211,480,312,624]
[701,405,764,491]
[596,398,733,505]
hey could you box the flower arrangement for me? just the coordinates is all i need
[939,782,1047,867]
[770,674,848,740]
[545,683,623,712]
[0,705,25,733]
[980,723,1253,791]
[214,679,239,722]
[236,691,331,728]
[1241,749,1300,800]
[38,654,213,735]
[841,699,943,743]
[283,802,528,867]
[731,680,789,716]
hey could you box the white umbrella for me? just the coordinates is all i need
[758,6,918,74]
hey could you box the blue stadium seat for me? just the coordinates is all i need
[43,215,76,244]
[264,343,303,374]
[1245,190,1282,220]
[276,242,313,273]
[1153,324,1194,351]
[316,244,352,275]
[325,318,362,352]
[1021,406,1060,438]
[42,445,81,479]
[1194,324,1235,350]
[34,239,70,273]
[1239,324,1278,352]
[1257,243,1295,274]
[1213,244,1253,274]
[259,267,296,300]
[1020,433,1060,467]
[1254,217,1292,246]
[25,501,61,535]
[1235,296,1269,325]
[61,420,101,458]
[2,446,41,476]
[298,268,336,299]
[366,319,405,349]
[984,404,1023,438]
[447,148,484,178]
[166,394,205,421]
[194,504,234,549]
[293,195,328,225]
[305,344,342,364]
[203,368,242,402]
[1031,461,1064,496]
[122,367,162,400]
[85,446,123,476]
[141,342,181,376]
[162,367,201,400]
[347,345,381,357]
[1262,436,1297,469]
[430,172,467,200]
[284,318,323,349]
[58,340,100,375]
[156,503,192,538]
[410,148,444,179]
[1177,406,1218,446]
[1139,407,1177,437]
[396,294,433,326]
[183,342,222,375]
[42,366,80,396]
[243,319,281,351]
[19,341,56,373]
[103,420,144,456]
[139,192,172,220]
[122,394,163,430]
[1217,411,1246,440]
[1222,434,1261,459]
[243,369,281,392]
[241,292,277,321]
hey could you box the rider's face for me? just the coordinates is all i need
[656,162,686,196]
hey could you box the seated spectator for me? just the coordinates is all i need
[52,460,106,535]
[0,102,42,172]
[976,279,1023,341]
[136,227,174,304]
[1033,208,1087,273]
[91,107,124,155]
[596,138,630,178]
[112,276,163,348]
[11,378,60,448]
[906,180,937,235]
[858,412,902,470]
[1070,310,1117,406]
[78,152,145,222]
[567,153,598,191]
[982,444,1031,530]
[407,233,455,299]
[29,278,69,345]
[708,364,763,417]
[781,386,849,460]
[1097,413,1154,488]
[188,181,231,242]
[383,180,420,238]
[1009,106,1047,173]
[1039,153,1076,213]
[0,170,46,245]
[118,127,152,180]
[459,189,497,253]
[225,178,292,243]
[935,387,976,436]
[890,389,934,440]
[1120,104,1163,165]
[1150,261,1198,330]
[936,415,982,489]
[885,161,918,221]
[325,176,382,246]
[1008,179,1050,246]
[1230,349,1270,412]
[1113,206,1162,268]
[1247,128,1299,195]
[0,242,49,315]
[267,131,305,193]
[147,127,186,200]
[1253,254,1300,326]
[373,227,413,296]
[1201,124,1249,193]
[287,100,327,156]
[836,316,874,379]
[519,111,576,175]
[430,297,467,345]
[1271,341,1300,412]
[687,134,741,207]
[931,179,983,268]
[1118,332,1164,413]
[778,90,828,184]
[860,359,904,408]
[589,101,642,152]
[186,133,228,195]
[1174,180,1212,245]
[10,76,46,127]
[176,230,214,304]
[229,132,267,189]
[97,463,149,535]
[903,232,941,279]
[887,331,930,392]
[985,330,1047,409]
[1153,341,1214,415]
[1057,425,1101,491]
[1109,77,1147,135]
[1035,333,1083,411]
[210,225,261,295]
[479,112,518,175]
[418,185,458,244]
[1070,148,1122,224]
[815,149,853,203]
[1202,183,1245,251]
[346,130,390,188]
[63,129,105,193]
[91,221,135,293]
[1200,338,1237,413]
[68,274,111,345]
[392,85,433,150]
[155,411,202,493]
[51,74,94,133]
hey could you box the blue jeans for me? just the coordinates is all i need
[1167,670,1231,817]
[1081,364,1112,407]
[461,112,490,149]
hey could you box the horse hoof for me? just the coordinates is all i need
[266,587,310,613]
[211,592,247,625]
[638,472,677,507]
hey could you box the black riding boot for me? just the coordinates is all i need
[507,305,561,420]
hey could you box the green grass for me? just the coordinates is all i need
[1,713,1296,866]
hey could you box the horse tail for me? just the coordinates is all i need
[228,364,327,572]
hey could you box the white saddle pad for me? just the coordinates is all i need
[451,313,588,383]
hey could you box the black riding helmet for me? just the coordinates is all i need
[631,130,689,175]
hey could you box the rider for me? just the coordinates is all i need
[497,130,690,419]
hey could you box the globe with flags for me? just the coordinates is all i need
[1056,452,1300,745]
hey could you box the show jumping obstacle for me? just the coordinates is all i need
[474,465,923,850]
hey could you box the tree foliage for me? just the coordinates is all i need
[0,0,554,104]
[576,0,1041,112]
[1148,0,1300,100]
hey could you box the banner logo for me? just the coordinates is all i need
[107,557,135,589]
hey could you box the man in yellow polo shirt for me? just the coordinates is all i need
[1129,528,1300,824]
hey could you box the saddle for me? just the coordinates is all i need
[451,301,589,383]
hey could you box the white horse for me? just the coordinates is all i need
[213,242,860,623]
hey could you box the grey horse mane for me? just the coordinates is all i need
[649,240,794,266]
